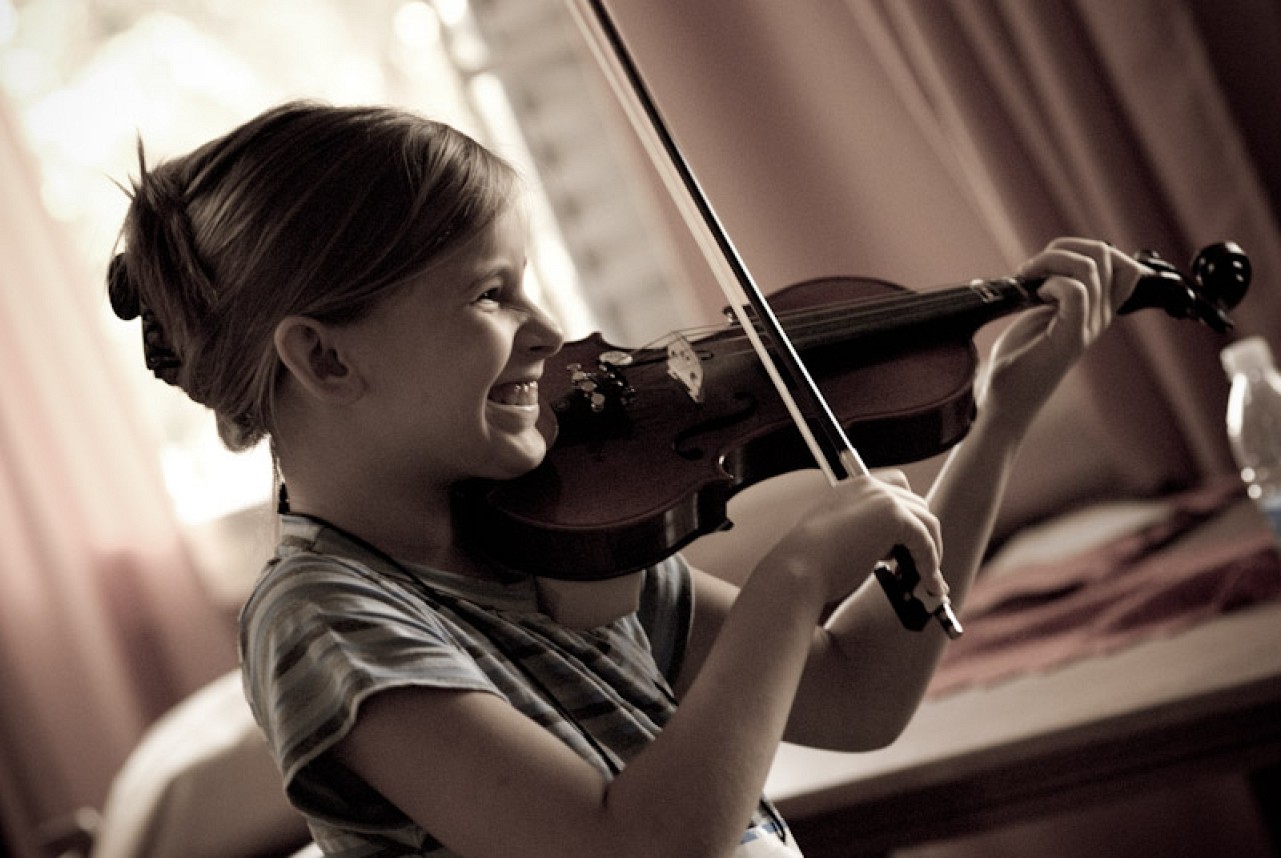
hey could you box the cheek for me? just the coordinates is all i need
[378,322,510,409]
[464,329,517,378]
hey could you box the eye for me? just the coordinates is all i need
[474,285,503,305]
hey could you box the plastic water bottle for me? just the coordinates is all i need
[1221,336,1281,541]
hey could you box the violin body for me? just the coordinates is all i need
[456,277,981,581]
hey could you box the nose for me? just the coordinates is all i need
[522,302,564,356]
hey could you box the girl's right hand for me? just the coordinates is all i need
[757,470,942,607]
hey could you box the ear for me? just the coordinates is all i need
[273,315,365,404]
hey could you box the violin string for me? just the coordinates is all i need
[560,298,945,423]
[697,286,992,361]
[780,289,966,330]
[562,284,1015,424]
[609,325,729,366]
[595,285,1000,371]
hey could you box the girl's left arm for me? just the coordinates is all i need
[774,238,1151,750]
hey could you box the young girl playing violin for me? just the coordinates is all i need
[109,101,1148,858]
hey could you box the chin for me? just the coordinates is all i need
[486,437,548,481]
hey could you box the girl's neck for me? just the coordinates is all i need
[284,480,501,579]
[272,430,516,580]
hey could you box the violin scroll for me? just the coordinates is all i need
[1123,242,1250,332]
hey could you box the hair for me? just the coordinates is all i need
[108,100,520,451]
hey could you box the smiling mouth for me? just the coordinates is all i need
[488,381,540,408]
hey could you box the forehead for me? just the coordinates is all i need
[440,206,527,275]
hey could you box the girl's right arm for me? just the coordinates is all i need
[336,565,821,858]
[335,474,937,858]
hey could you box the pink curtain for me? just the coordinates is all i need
[595,0,1281,534]
[0,97,237,858]
[860,0,1281,496]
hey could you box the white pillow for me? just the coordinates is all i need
[91,670,311,858]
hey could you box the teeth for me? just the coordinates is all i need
[489,381,539,407]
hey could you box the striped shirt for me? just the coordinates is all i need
[242,514,795,855]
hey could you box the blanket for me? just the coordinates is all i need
[930,480,1281,696]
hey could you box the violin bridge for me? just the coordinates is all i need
[666,333,704,403]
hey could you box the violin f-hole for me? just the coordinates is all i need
[673,392,759,460]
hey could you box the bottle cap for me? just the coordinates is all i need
[1221,336,1276,377]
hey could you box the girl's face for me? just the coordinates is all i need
[342,205,564,489]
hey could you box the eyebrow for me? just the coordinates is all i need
[473,256,527,284]
[447,259,519,301]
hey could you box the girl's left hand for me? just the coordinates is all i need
[977,237,1149,433]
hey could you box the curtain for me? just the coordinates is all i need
[857,0,1281,504]
[595,0,1281,534]
[0,96,237,858]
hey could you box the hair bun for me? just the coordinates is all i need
[107,253,140,320]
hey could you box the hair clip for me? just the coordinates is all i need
[109,253,180,383]
[140,309,181,381]
[107,253,140,321]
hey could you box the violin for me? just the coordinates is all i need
[454,242,1250,580]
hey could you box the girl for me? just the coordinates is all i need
[109,101,1146,857]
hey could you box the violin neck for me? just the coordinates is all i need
[785,276,1037,352]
